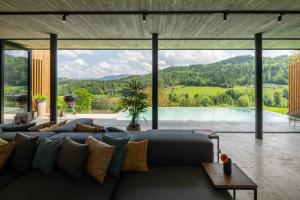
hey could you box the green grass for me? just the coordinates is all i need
[263,106,288,115]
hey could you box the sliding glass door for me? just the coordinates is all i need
[3,44,30,124]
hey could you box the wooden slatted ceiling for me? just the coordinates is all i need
[0,0,300,49]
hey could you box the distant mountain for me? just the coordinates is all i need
[99,74,129,81]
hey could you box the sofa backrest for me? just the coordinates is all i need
[131,133,214,166]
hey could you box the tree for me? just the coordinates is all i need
[273,91,282,107]
[237,94,252,107]
[74,88,92,113]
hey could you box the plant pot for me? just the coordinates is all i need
[37,101,47,117]
[223,158,232,176]
[126,123,141,131]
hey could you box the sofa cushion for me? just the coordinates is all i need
[122,140,148,172]
[85,137,115,183]
[0,169,118,200]
[114,166,232,200]
[52,118,93,133]
[102,135,129,177]
[0,138,15,171]
[131,133,214,166]
[56,137,89,179]
[49,132,104,143]
[32,138,61,173]
[28,121,56,131]
[0,131,56,142]
[75,123,98,132]
[10,133,39,173]
[0,123,36,132]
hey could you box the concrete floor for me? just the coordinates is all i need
[218,133,300,200]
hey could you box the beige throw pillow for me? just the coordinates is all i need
[85,137,115,183]
[0,138,15,171]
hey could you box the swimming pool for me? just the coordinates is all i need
[118,107,289,122]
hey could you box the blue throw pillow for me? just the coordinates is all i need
[32,137,61,173]
[102,134,129,177]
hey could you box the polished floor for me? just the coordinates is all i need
[218,133,300,200]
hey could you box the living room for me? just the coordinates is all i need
[1,1,300,200]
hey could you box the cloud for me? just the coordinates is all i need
[59,50,94,58]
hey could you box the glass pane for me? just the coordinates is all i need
[158,49,255,131]
[57,50,152,130]
[4,48,29,124]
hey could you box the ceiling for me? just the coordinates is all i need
[1,0,300,49]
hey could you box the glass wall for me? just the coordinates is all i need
[262,50,292,132]
[57,50,152,130]
[158,50,255,131]
[3,45,30,124]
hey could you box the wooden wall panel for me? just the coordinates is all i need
[289,60,300,112]
[31,50,50,112]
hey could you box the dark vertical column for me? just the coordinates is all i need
[152,33,158,129]
[27,50,32,113]
[0,40,4,124]
[50,34,57,123]
[255,33,263,139]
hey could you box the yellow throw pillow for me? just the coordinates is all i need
[122,140,148,172]
[85,137,115,183]
[75,123,98,132]
[0,138,15,170]
[38,120,68,132]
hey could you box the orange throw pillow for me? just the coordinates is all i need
[0,138,15,171]
[85,137,115,183]
[75,123,98,132]
[122,140,148,172]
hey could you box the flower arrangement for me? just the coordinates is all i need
[220,153,232,176]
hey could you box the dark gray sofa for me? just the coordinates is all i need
[0,123,232,200]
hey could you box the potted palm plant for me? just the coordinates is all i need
[35,95,48,117]
[120,80,148,131]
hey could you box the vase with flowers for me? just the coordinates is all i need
[220,153,232,176]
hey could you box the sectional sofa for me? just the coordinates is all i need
[0,119,232,200]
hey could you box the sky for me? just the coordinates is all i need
[54,49,293,79]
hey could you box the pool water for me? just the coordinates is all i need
[118,107,289,122]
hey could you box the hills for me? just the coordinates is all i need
[58,55,291,96]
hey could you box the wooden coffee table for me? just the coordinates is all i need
[202,163,257,200]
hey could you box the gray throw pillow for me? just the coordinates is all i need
[56,137,89,179]
[52,118,93,133]
[10,133,39,173]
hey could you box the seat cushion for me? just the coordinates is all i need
[0,131,56,141]
[0,169,118,200]
[131,133,214,165]
[49,132,105,143]
[114,166,232,200]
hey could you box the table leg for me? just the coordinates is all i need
[254,188,257,200]
[233,189,236,200]
[217,138,220,163]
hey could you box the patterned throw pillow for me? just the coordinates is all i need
[10,133,39,173]
[56,137,89,179]
[102,134,129,177]
[0,138,15,171]
[75,123,98,132]
[122,140,148,172]
[32,138,61,173]
[28,121,56,131]
[38,120,68,132]
[85,137,115,183]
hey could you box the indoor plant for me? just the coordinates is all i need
[120,80,148,131]
[35,95,48,117]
